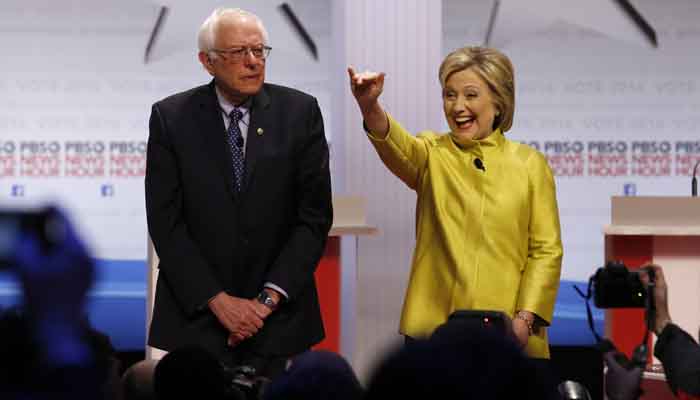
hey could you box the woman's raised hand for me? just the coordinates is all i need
[348,66,389,136]
[348,66,385,112]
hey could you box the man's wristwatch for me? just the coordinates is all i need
[256,290,278,311]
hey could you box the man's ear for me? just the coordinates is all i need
[198,51,215,75]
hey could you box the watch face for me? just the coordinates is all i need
[258,291,276,309]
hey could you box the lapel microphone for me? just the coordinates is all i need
[692,160,699,196]
[474,158,485,172]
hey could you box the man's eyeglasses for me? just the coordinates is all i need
[211,46,272,62]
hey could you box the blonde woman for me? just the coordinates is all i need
[348,46,562,359]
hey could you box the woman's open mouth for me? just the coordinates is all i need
[454,115,475,130]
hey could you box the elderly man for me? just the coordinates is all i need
[145,7,332,378]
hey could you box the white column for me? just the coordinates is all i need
[331,0,443,381]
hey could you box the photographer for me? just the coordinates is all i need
[603,263,700,400]
[638,264,700,398]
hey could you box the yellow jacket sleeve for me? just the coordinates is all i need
[516,150,563,325]
[366,113,431,191]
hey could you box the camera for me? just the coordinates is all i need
[592,261,647,308]
[0,208,64,268]
[222,365,271,400]
[447,310,511,336]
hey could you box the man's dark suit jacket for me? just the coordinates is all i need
[145,81,333,359]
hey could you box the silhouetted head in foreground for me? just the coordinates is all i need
[264,350,363,400]
[153,346,228,400]
[365,321,549,399]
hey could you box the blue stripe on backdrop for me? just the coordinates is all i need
[0,259,147,351]
[1,262,601,350]
[87,259,147,350]
[549,280,604,346]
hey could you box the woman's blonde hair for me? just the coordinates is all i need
[438,46,515,133]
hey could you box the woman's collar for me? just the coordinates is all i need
[448,128,505,151]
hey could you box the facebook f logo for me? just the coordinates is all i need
[11,184,24,197]
[623,183,637,196]
[101,184,114,197]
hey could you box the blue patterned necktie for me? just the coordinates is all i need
[227,108,245,192]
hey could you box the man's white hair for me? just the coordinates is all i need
[197,8,269,54]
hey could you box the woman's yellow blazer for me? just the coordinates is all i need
[367,114,563,358]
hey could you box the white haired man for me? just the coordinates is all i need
[145,8,332,379]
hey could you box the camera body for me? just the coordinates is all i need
[0,208,61,269]
[447,310,511,336]
[222,365,270,400]
[593,261,646,308]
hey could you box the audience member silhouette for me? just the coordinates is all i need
[365,317,552,400]
[0,208,120,399]
[121,359,158,400]
[263,350,363,400]
[153,345,233,400]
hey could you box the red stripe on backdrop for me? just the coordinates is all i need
[313,236,341,352]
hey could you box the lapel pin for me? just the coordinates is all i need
[256,128,264,136]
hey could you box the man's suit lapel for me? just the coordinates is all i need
[244,85,272,190]
[195,82,236,199]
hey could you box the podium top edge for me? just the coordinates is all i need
[604,224,700,236]
[611,196,700,227]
